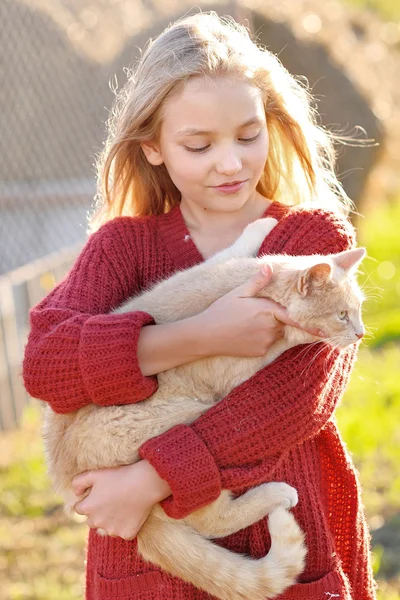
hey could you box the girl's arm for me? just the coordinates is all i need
[23,218,173,413]
[23,218,304,412]
[137,265,314,376]
[72,342,355,538]
[139,209,359,518]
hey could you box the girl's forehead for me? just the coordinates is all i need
[161,76,265,136]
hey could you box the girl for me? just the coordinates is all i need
[23,12,376,600]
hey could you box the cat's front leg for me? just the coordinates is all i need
[206,217,278,266]
[184,482,298,538]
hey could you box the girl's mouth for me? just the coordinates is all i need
[213,180,248,194]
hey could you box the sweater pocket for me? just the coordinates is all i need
[95,569,170,599]
[281,568,351,600]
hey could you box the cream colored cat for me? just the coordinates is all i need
[44,216,365,600]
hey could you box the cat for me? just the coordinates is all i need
[44,216,365,600]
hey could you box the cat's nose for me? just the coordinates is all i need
[355,331,364,340]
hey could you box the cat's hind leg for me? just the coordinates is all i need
[184,482,297,538]
[138,505,305,600]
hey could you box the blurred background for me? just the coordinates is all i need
[0,0,399,598]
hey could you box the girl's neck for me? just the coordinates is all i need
[180,192,272,239]
[179,192,272,259]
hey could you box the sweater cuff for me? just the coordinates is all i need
[139,424,222,519]
[79,311,158,406]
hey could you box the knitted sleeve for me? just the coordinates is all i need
[22,219,158,413]
[140,209,358,518]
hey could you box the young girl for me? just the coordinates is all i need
[23,12,376,600]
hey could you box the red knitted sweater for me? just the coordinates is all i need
[23,201,376,600]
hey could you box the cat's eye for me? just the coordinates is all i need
[338,310,348,321]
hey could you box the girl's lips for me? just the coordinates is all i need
[213,180,248,194]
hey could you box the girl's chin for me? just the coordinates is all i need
[209,192,257,211]
[203,200,250,213]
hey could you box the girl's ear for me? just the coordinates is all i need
[140,140,164,166]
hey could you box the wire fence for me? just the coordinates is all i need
[0,0,239,275]
[0,246,81,430]
[0,0,108,275]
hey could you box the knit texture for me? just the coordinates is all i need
[23,201,376,600]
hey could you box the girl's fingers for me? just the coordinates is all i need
[72,470,93,496]
[74,498,88,516]
[235,265,273,298]
[271,304,300,328]
[271,304,324,337]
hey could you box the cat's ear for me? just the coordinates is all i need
[333,248,366,272]
[298,263,332,296]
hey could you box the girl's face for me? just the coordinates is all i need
[142,76,269,214]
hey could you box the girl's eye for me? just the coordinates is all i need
[338,310,348,321]
[184,132,261,153]
[185,145,210,153]
[239,133,260,144]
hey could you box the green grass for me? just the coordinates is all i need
[356,200,400,348]
[337,199,400,599]
[0,407,86,600]
[340,0,400,21]
[339,344,400,517]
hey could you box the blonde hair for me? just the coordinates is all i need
[89,12,351,231]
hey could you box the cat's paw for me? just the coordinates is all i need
[261,481,299,510]
[267,505,306,564]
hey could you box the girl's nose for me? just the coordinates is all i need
[215,151,242,175]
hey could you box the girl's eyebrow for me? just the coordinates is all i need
[175,116,265,137]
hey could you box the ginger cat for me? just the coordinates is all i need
[44,217,365,600]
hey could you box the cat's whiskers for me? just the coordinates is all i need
[305,344,335,380]
[295,340,325,363]
[360,289,383,303]
[359,265,381,289]
[361,283,382,293]
[299,342,333,380]
[363,326,375,341]
[323,334,344,346]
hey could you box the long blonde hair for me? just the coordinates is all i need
[89,12,351,231]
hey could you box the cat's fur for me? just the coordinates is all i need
[44,217,365,600]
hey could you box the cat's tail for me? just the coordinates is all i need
[138,506,306,600]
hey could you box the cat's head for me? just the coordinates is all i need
[270,248,366,349]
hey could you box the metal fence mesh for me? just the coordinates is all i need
[0,1,103,273]
[0,0,155,274]
[1,0,238,276]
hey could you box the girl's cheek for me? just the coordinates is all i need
[249,142,269,166]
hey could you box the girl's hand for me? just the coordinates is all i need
[72,460,171,540]
[197,265,322,358]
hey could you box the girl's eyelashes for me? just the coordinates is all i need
[184,132,261,153]
[185,145,210,154]
[239,132,261,144]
